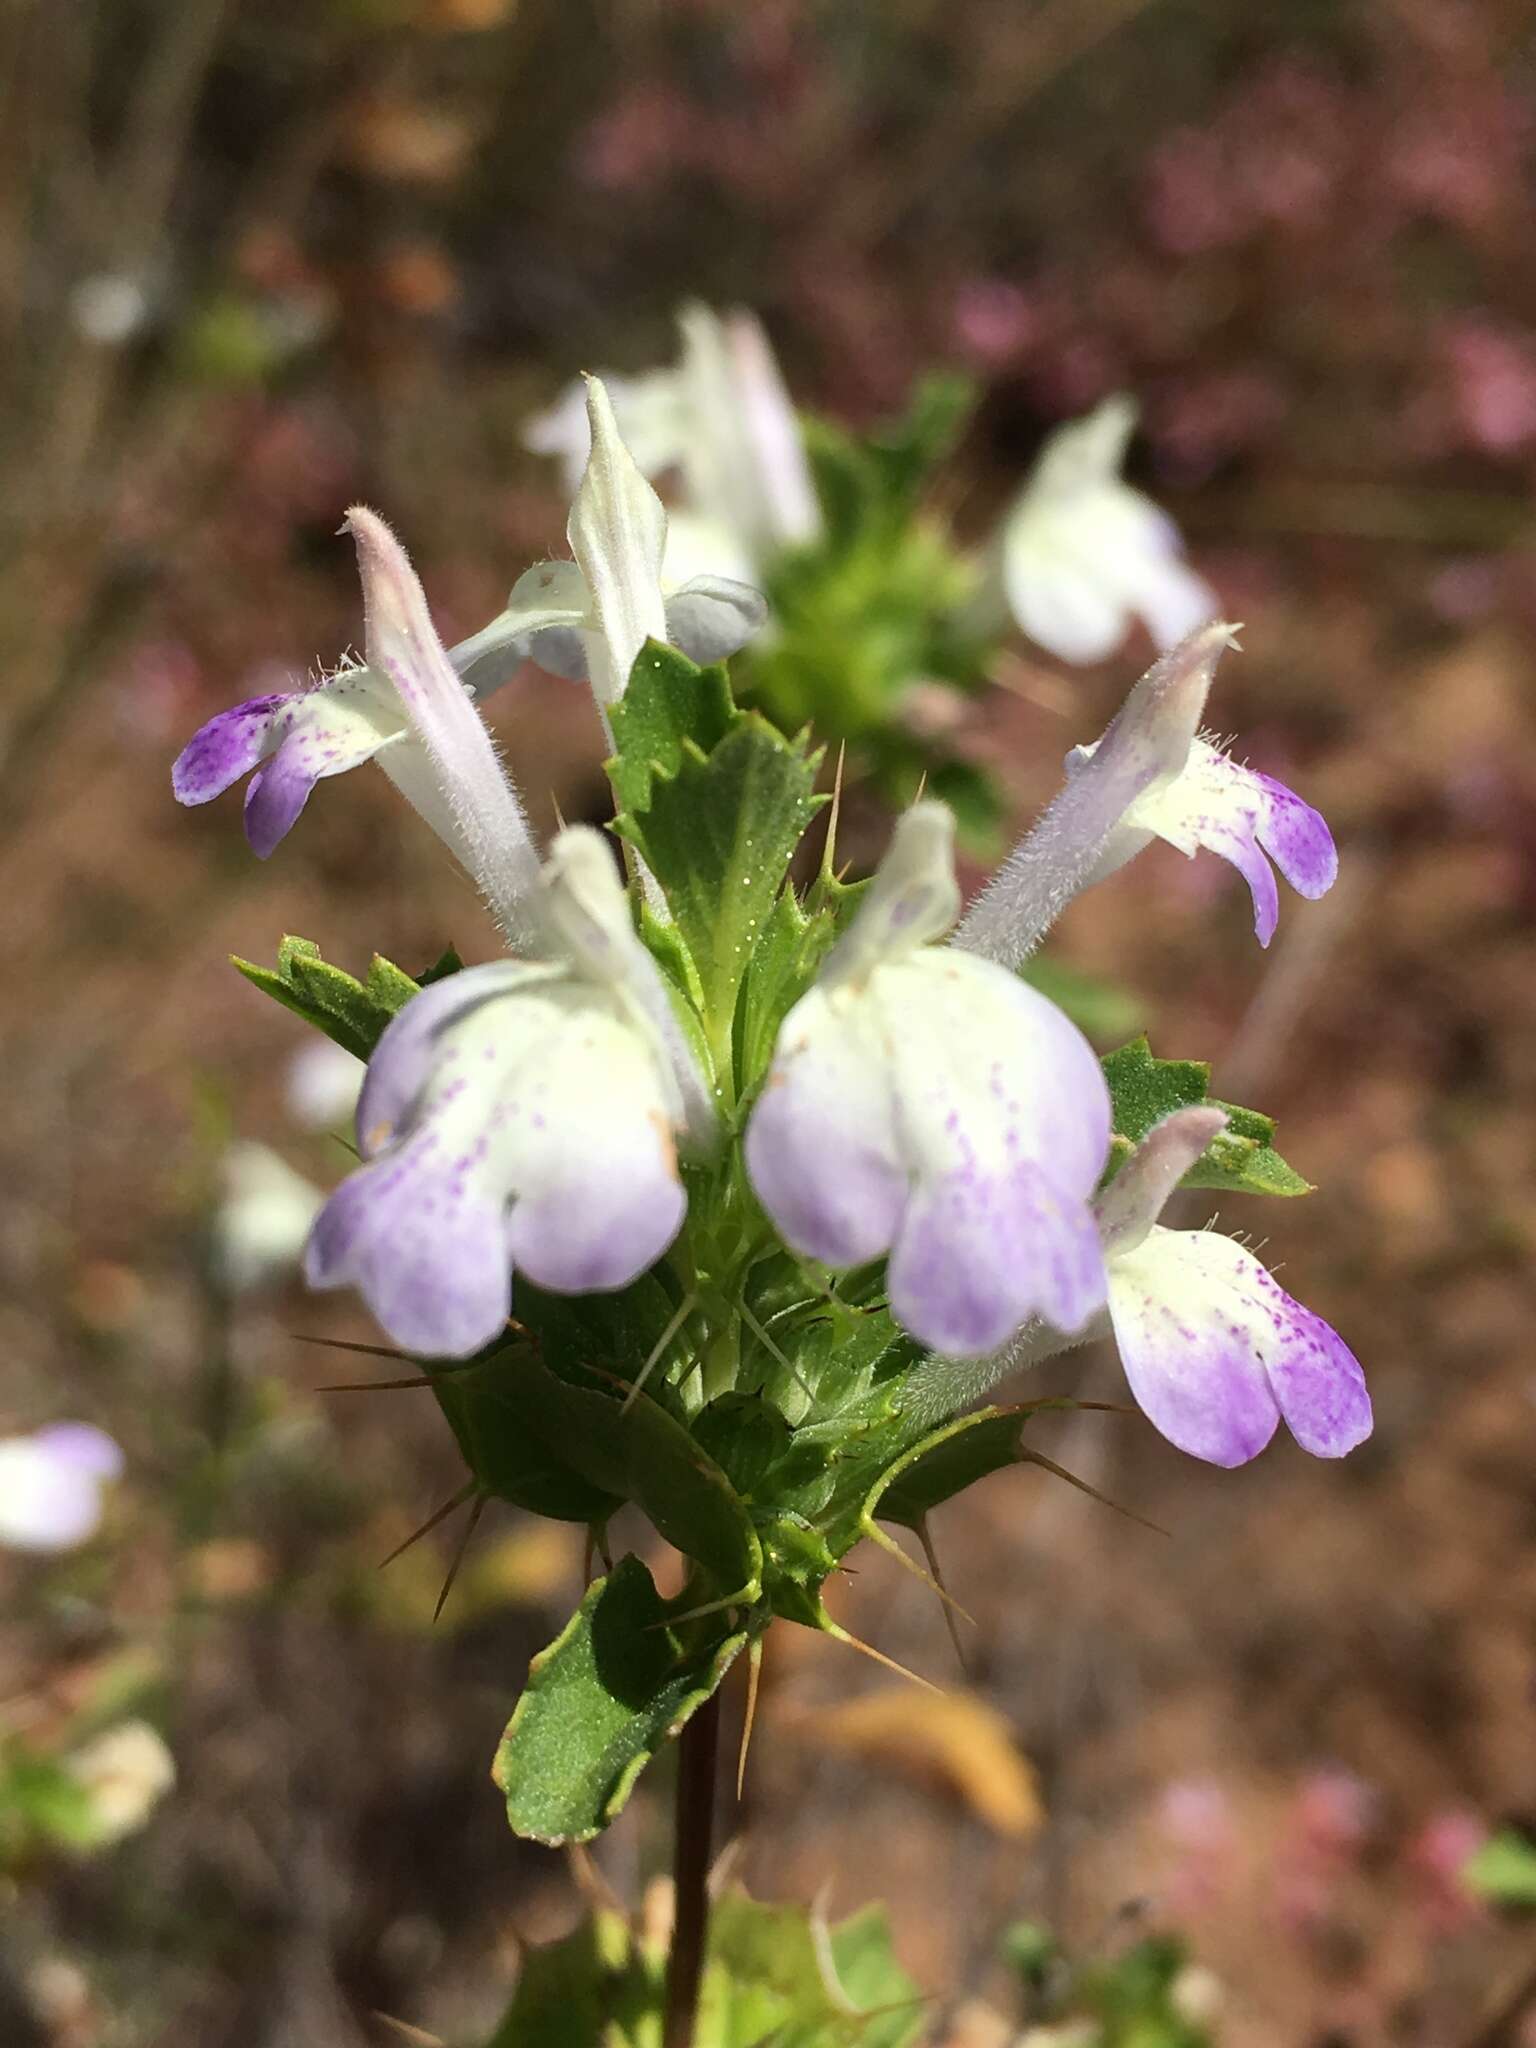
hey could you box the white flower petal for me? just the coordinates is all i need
[567,376,669,705]
[999,395,1216,665]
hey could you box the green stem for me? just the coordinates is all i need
[662,1691,722,2048]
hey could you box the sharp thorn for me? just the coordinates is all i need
[376,1483,476,1570]
[736,1637,763,1800]
[316,1377,435,1393]
[433,1492,487,1622]
[1022,1451,1168,1536]
[822,1617,942,1695]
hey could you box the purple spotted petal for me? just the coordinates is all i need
[1254,773,1338,900]
[1107,1227,1371,1467]
[1106,1246,1281,1467]
[889,1161,1105,1356]
[356,961,543,1159]
[1260,1298,1372,1458]
[171,693,290,804]
[305,1139,511,1359]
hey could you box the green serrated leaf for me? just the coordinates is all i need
[607,640,739,819]
[233,935,433,1061]
[1101,1037,1312,1198]
[736,887,837,1091]
[619,719,822,1065]
[494,1557,747,1845]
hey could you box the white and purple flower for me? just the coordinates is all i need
[1068,732,1338,947]
[955,621,1336,962]
[172,377,764,859]
[998,394,1217,665]
[0,1424,124,1553]
[1095,1108,1372,1465]
[305,826,712,1358]
[745,802,1112,1357]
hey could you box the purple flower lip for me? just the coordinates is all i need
[1096,1109,1370,1467]
[302,828,709,1359]
[746,803,1112,1358]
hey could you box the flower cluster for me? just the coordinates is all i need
[174,361,1366,1475]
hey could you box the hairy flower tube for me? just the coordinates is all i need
[525,303,822,572]
[745,802,1111,1357]
[955,621,1336,963]
[0,1424,124,1553]
[998,394,1217,664]
[172,377,764,856]
[305,828,711,1358]
[1095,1108,1372,1465]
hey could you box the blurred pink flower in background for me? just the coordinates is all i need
[1157,1778,1238,1917]
[1442,319,1536,456]
[1273,1767,1377,1934]
[951,279,1039,370]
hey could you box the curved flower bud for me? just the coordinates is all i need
[745,802,1111,1356]
[0,1423,123,1553]
[1097,1109,1371,1466]
[1069,735,1338,948]
[999,395,1216,664]
[305,826,707,1357]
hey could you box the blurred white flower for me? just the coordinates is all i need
[0,1424,123,1553]
[213,1141,324,1292]
[63,1721,175,1846]
[524,303,821,575]
[285,1039,365,1131]
[998,395,1216,664]
[69,274,149,347]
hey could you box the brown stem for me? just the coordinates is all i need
[662,1692,722,2048]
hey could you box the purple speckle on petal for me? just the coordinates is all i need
[171,694,290,805]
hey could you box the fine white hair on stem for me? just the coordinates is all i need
[899,1317,1105,1432]
[345,506,544,954]
[952,621,1238,968]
